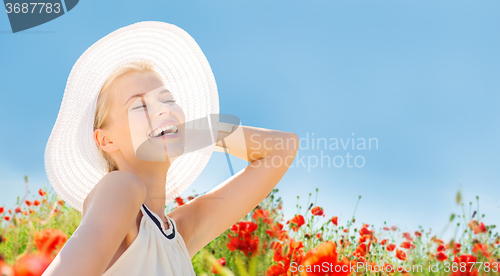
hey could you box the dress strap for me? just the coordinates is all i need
[141,204,176,240]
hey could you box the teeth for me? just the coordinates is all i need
[149,125,177,138]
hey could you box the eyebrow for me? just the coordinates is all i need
[125,89,171,106]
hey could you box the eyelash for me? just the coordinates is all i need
[133,100,176,110]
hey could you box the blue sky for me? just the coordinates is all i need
[1,0,499,241]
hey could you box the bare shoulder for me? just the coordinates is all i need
[83,171,146,218]
[42,171,147,275]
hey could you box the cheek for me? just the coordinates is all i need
[127,111,150,132]
[173,106,186,124]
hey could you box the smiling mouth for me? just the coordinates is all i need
[148,125,179,138]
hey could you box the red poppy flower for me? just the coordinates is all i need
[253,209,272,224]
[400,241,413,249]
[402,232,413,241]
[359,227,373,237]
[34,228,68,256]
[187,196,194,201]
[453,243,462,255]
[436,251,447,262]
[301,241,355,276]
[354,242,371,256]
[230,221,258,235]
[226,233,260,257]
[267,223,288,241]
[13,253,52,276]
[359,235,369,244]
[396,249,406,261]
[316,232,322,239]
[386,244,396,251]
[15,207,21,213]
[25,200,32,207]
[467,220,487,234]
[472,243,489,257]
[227,221,261,256]
[432,237,444,244]
[380,239,387,245]
[266,264,286,276]
[437,244,445,252]
[311,206,325,217]
[174,197,185,206]
[286,215,305,232]
[33,200,40,207]
[331,216,338,226]
[415,231,422,237]
[38,189,46,197]
[269,237,305,274]
[366,262,379,273]
[451,255,478,276]
[4,216,10,221]
[390,226,397,231]
[0,207,3,213]
[266,222,284,237]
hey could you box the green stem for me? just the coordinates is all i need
[248,255,258,276]
[476,196,480,222]
[349,195,362,228]
[314,188,318,207]
[234,254,250,276]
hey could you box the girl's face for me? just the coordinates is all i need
[103,71,186,166]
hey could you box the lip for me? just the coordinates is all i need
[151,132,179,140]
[148,120,178,138]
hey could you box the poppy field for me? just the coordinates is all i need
[0,176,498,276]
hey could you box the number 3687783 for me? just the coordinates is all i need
[5,3,61,14]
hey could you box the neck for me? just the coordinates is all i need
[115,158,173,222]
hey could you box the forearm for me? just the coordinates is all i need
[215,125,298,163]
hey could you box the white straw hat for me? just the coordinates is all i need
[44,21,219,212]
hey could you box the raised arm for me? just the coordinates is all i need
[42,171,146,276]
[172,125,298,258]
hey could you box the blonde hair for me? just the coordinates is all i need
[93,60,162,173]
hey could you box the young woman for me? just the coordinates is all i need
[42,22,298,275]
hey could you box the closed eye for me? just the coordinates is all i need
[132,100,176,110]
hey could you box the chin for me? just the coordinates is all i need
[166,145,185,161]
[134,136,185,162]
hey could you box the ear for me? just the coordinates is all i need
[94,128,119,153]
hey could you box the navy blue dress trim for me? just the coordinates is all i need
[141,204,176,239]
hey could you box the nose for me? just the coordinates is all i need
[153,101,173,118]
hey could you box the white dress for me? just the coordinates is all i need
[101,204,196,276]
